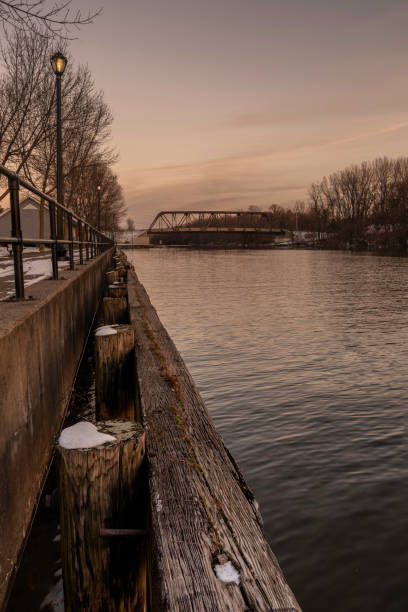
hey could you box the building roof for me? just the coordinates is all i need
[0,196,47,218]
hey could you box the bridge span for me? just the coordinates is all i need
[147,210,289,247]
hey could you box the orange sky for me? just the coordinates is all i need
[71,0,408,227]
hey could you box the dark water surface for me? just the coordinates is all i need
[127,248,407,612]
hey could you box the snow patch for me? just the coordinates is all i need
[214,561,240,585]
[155,493,163,512]
[59,421,116,449]
[40,577,64,610]
[95,325,117,336]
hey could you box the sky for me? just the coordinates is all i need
[69,0,408,227]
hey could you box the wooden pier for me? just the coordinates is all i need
[3,249,301,611]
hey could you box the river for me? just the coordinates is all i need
[127,248,407,612]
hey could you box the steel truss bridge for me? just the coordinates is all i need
[148,211,284,234]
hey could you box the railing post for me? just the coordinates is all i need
[85,225,89,261]
[49,201,58,279]
[78,221,83,265]
[68,213,74,270]
[9,175,24,299]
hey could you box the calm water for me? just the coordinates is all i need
[127,248,407,612]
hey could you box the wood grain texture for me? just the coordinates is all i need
[127,265,301,612]
[108,283,128,298]
[106,270,119,284]
[117,266,127,282]
[103,296,128,324]
[57,420,146,612]
[95,324,136,420]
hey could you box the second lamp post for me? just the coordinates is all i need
[97,184,102,230]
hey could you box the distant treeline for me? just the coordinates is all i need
[305,157,408,251]
[249,157,408,251]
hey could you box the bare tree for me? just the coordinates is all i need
[0,1,100,38]
[126,217,135,231]
[268,203,286,228]
[0,29,126,232]
[0,30,56,170]
[307,157,408,250]
[65,159,126,229]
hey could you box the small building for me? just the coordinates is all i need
[0,197,50,240]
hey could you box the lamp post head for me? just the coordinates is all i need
[50,51,68,76]
[97,185,101,191]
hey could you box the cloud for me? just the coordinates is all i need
[223,94,408,130]
[121,119,408,226]
[122,153,309,226]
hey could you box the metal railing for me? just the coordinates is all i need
[0,164,113,299]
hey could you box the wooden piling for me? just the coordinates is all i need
[103,296,128,324]
[108,283,127,298]
[57,420,146,612]
[106,270,119,284]
[94,324,136,420]
[117,266,127,282]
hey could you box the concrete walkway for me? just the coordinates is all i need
[0,248,75,300]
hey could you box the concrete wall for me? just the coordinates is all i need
[0,249,112,610]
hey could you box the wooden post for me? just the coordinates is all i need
[108,283,128,298]
[106,270,119,284]
[95,324,136,420]
[57,420,146,612]
[117,266,127,282]
[103,296,128,324]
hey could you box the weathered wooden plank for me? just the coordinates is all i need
[127,263,301,612]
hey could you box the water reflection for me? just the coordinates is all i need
[128,248,408,612]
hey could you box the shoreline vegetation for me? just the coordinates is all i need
[253,156,408,255]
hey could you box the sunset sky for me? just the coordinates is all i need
[71,0,408,227]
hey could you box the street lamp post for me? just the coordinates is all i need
[97,184,102,230]
[50,51,67,255]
